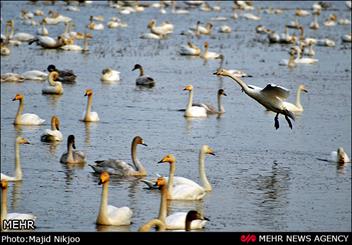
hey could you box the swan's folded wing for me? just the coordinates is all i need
[94,159,133,174]
[261,84,290,100]
[171,183,205,200]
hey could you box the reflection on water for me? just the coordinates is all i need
[96,224,131,232]
[10,181,22,210]
[255,162,290,230]
[61,162,86,190]
[44,94,62,109]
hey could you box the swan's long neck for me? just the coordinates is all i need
[185,217,193,232]
[139,66,144,76]
[48,73,56,86]
[218,57,224,70]
[85,94,93,119]
[299,27,304,41]
[217,93,224,113]
[295,88,303,109]
[158,185,168,223]
[186,90,193,111]
[9,23,14,38]
[97,181,109,224]
[167,163,175,199]
[83,35,89,51]
[15,142,23,180]
[15,98,24,123]
[131,140,146,174]
[223,72,250,94]
[67,142,74,163]
[199,150,212,191]
[139,219,166,232]
[288,52,296,67]
[1,187,8,225]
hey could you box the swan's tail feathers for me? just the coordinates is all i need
[284,109,295,121]
[140,179,159,190]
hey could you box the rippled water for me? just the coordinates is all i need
[1,1,351,232]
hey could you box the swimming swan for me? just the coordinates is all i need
[42,71,64,95]
[214,69,295,129]
[89,136,147,176]
[155,177,209,230]
[183,85,207,118]
[331,147,350,164]
[60,135,86,164]
[28,35,66,49]
[1,137,29,181]
[40,115,63,142]
[12,94,45,125]
[200,41,221,60]
[132,64,155,87]
[157,154,207,200]
[1,180,36,230]
[82,89,100,122]
[96,172,133,226]
[101,68,120,82]
[21,70,48,81]
[179,42,201,56]
[282,84,308,113]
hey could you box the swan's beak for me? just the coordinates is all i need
[24,141,30,144]
[223,92,227,96]
[72,143,76,149]
[12,98,16,101]
[303,89,308,93]
[203,216,210,221]
[142,143,148,146]
[157,160,163,164]
[209,152,215,156]
[132,67,136,71]
[98,179,103,185]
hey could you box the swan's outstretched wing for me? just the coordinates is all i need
[107,206,133,226]
[261,84,290,100]
[166,212,207,230]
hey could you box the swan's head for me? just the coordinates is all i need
[183,85,193,91]
[6,20,14,28]
[204,41,209,48]
[102,68,112,75]
[213,68,228,76]
[147,19,156,28]
[186,210,209,222]
[51,115,60,130]
[155,177,167,189]
[47,64,58,72]
[298,84,308,93]
[132,64,142,71]
[98,172,110,185]
[134,136,147,146]
[206,23,213,29]
[89,16,94,21]
[16,136,30,145]
[84,89,93,96]
[218,89,227,96]
[12,93,24,101]
[1,180,8,190]
[337,147,346,163]
[202,145,215,155]
[158,154,176,164]
[67,135,76,149]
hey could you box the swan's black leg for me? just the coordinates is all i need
[274,113,279,130]
[285,115,293,129]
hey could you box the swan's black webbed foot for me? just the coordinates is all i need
[285,115,293,129]
[274,113,279,130]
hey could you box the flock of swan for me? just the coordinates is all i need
[1,0,351,232]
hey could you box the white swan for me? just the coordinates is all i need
[214,69,295,129]
[342,33,351,43]
[42,71,64,95]
[183,85,207,118]
[1,180,36,230]
[82,89,100,122]
[12,94,45,125]
[200,41,221,60]
[242,12,261,21]
[89,136,147,176]
[60,135,86,164]
[101,68,120,82]
[1,73,25,83]
[96,172,133,226]
[331,147,350,163]
[7,20,35,42]
[140,32,163,40]
[40,115,63,142]
[28,35,66,49]
[179,42,201,56]
[282,84,308,113]
[155,177,209,230]
[157,154,207,200]
[21,70,48,81]
[1,137,29,181]
[132,64,155,87]
[147,20,172,37]
[310,12,320,30]
[36,19,49,36]
[219,25,232,33]
[88,16,104,30]
[138,219,166,232]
